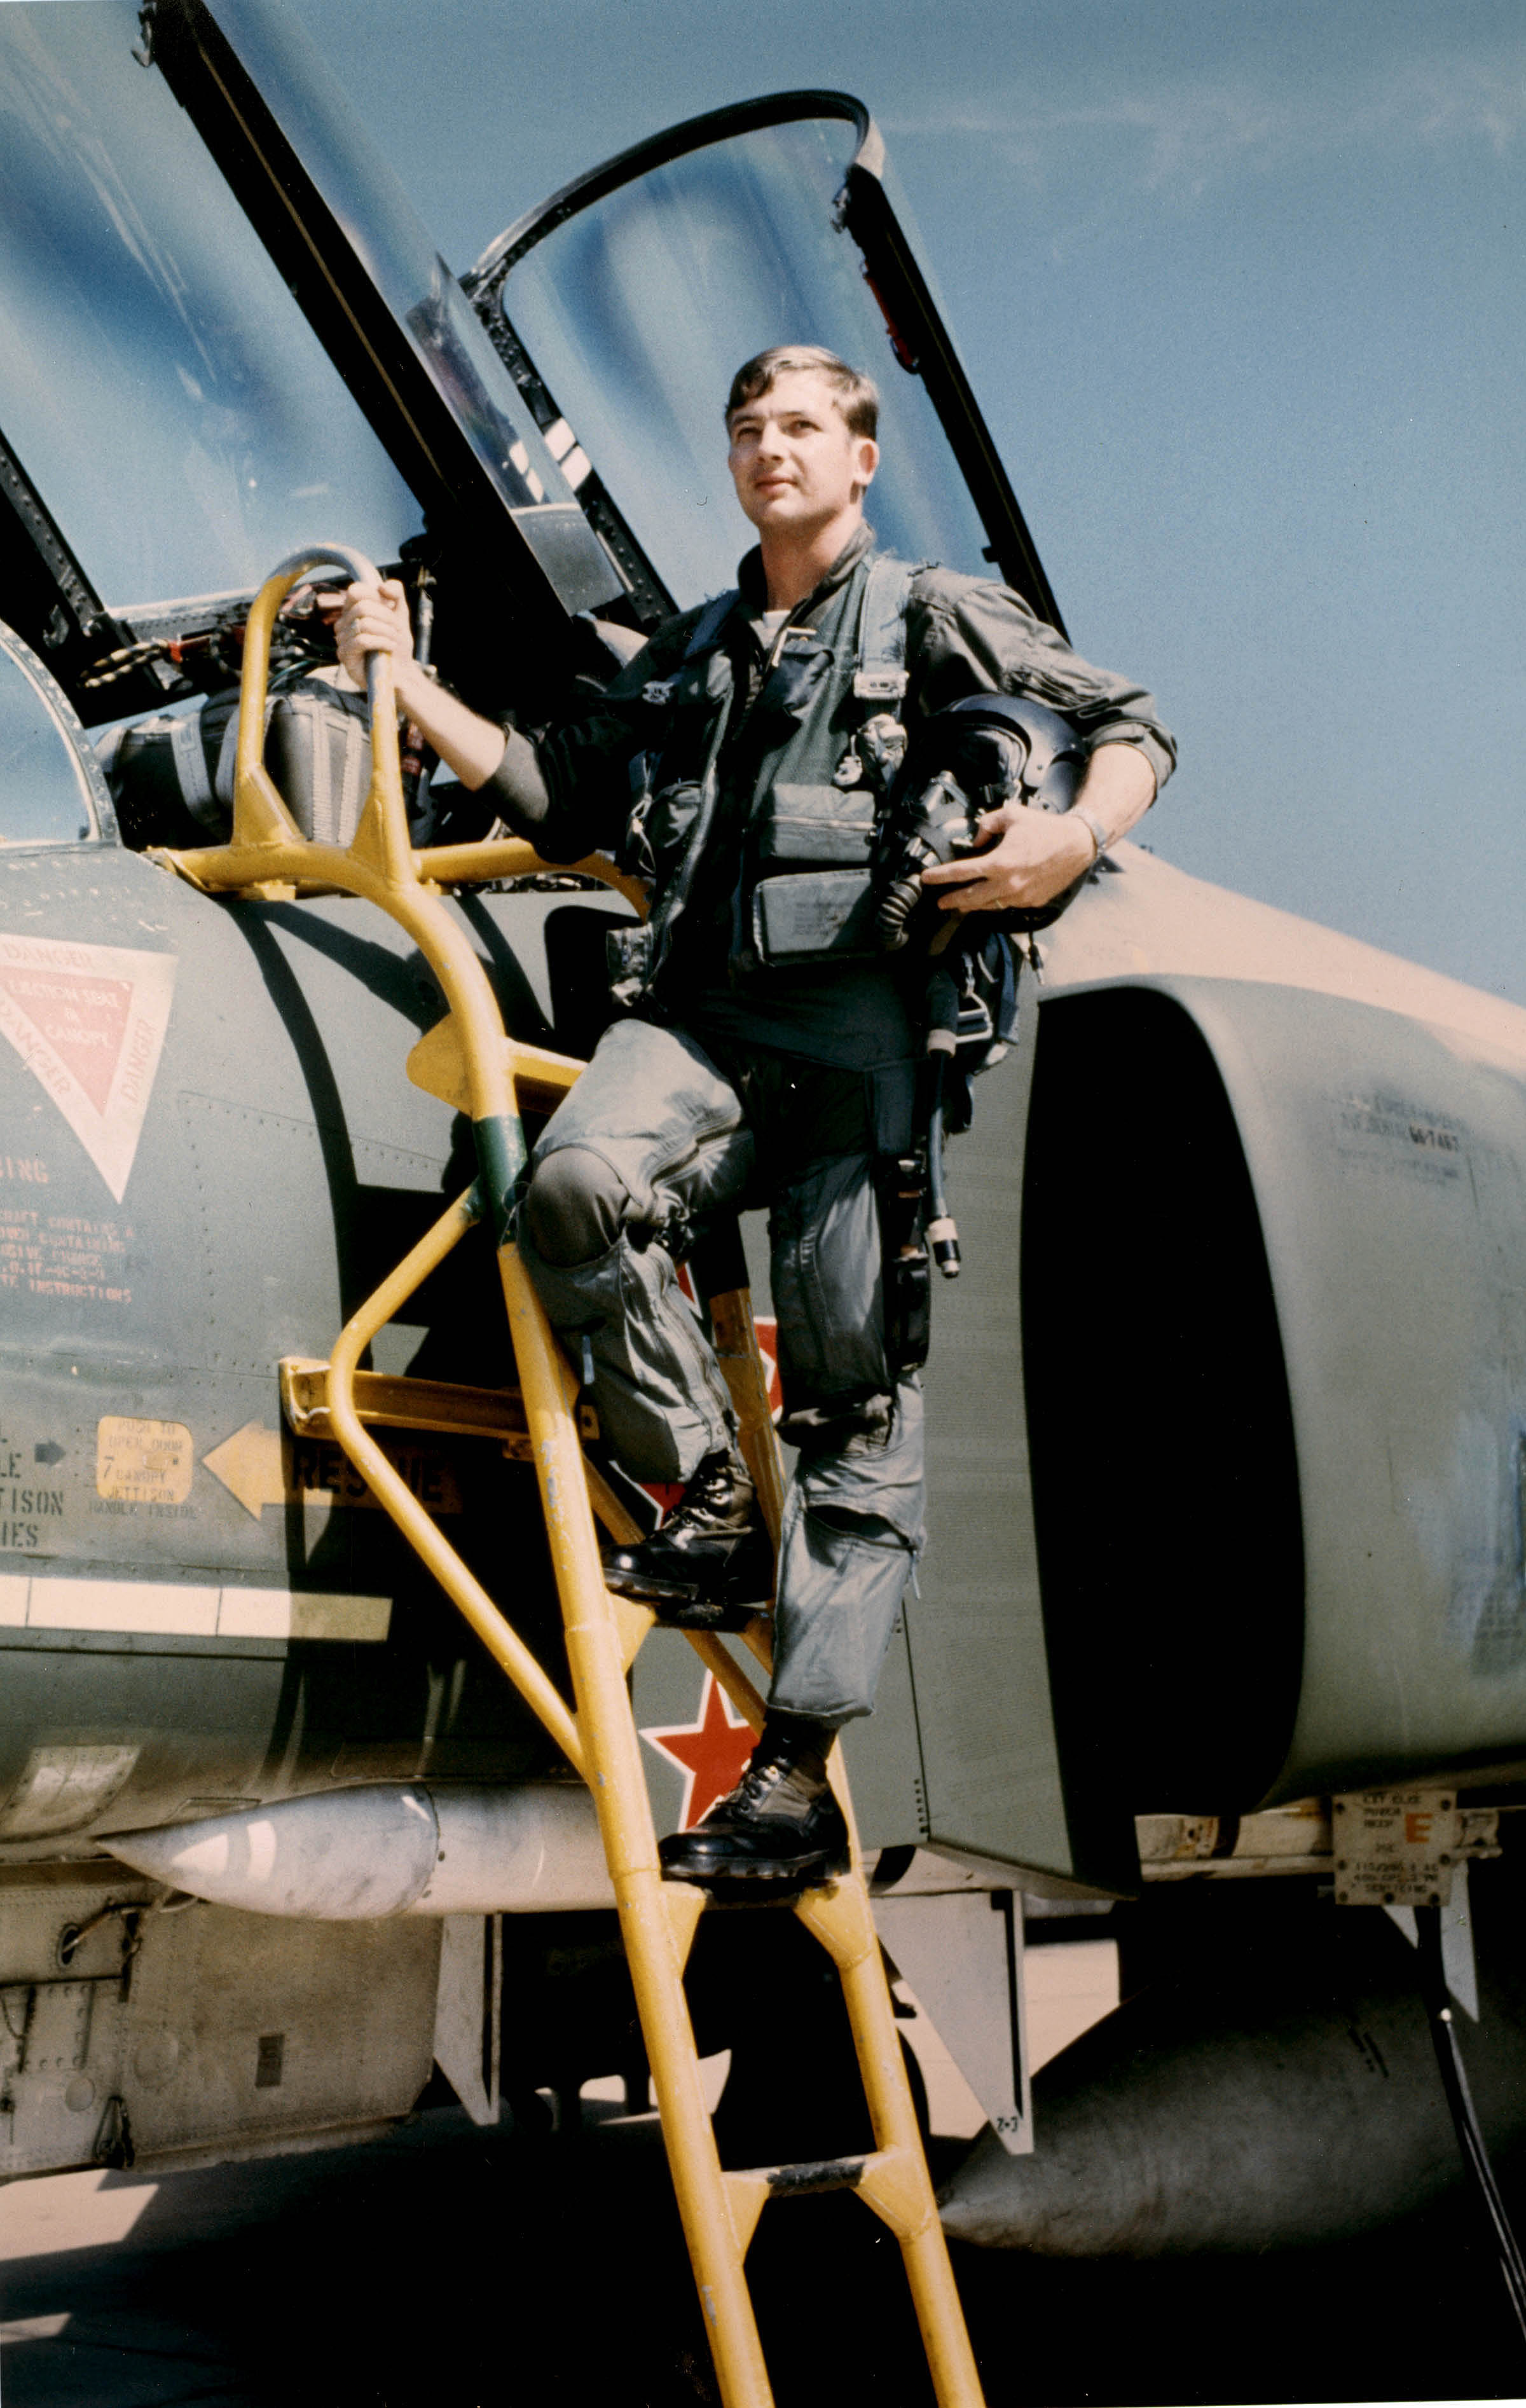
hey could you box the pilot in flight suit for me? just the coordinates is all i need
[335,344,1174,1889]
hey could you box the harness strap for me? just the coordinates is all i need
[852,556,917,703]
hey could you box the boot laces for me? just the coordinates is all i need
[729,1749,826,1827]
[666,1449,752,1538]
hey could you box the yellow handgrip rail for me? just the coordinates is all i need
[420,836,649,919]
[156,549,511,1140]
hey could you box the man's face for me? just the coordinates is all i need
[727,369,879,540]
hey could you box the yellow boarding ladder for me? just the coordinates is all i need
[156,547,985,2408]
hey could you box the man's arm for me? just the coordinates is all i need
[331,581,553,826]
[905,570,1173,919]
[332,582,503,787]
[331,579,678,863]
[921,740,1156,918]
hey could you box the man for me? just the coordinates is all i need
[335,345,1173,1888]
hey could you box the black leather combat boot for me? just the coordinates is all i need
[658,1711,849,1888]
[601,1448,774,1629]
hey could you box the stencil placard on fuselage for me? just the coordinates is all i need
[0,934,176,1202]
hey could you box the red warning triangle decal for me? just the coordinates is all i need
[0,968,133,1116]
[0,935,176,1202]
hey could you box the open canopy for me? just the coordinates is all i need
[0,2,1059,722]
[469,92,1064,631]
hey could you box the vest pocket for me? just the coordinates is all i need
[756,782,876,866]
[751,869,880,965]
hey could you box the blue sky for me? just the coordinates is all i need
[289,0,1525,1001]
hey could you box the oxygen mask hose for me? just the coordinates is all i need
[875,771,983,952]
[924,968,961,1277]
[874,717,1033,953]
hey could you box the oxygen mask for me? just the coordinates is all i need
[872,694,1088,949]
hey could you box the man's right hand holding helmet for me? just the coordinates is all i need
[874,696,1125,946]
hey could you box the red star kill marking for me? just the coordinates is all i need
[640,1672,758,1830]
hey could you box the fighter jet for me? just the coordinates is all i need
[0,0,1522,2312]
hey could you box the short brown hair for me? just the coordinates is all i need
[725,347,879,441]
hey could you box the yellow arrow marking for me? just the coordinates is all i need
[202,1423,465,1521]
[202,1422,286,1520]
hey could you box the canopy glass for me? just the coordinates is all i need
[0,633,110,846]
[0,3,416,619]
[498,116,993,607]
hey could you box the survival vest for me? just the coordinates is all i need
[606,554,1026,1089]
[606,554,919,1008]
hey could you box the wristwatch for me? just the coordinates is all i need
[1073,807,1109,862]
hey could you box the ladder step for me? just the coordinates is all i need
[280,1357,596,1453]
[722,2145,928,2257]
[735,2143,912,2201]
[747,2154,870,2199]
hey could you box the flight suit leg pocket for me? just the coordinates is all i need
[770,1152,889,1406]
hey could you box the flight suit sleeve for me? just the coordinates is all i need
[476,615,699,864]
[907,572,1177,797]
